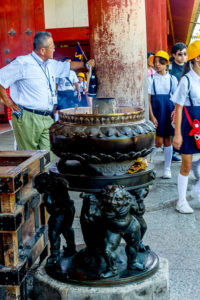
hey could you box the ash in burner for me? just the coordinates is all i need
[59,98,143,116]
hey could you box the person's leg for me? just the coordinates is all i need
[163,136,172,179]
[176,154,193,214]
[192,178,200,202]
[191,158,200,179]
[12,110,43,150]
[150,136,163,162]
[38,115,54,152]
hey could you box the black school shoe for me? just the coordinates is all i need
[172,154,181,162]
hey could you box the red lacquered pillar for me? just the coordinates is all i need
[88,0,147,108]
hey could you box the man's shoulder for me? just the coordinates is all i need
[15,53,33,63]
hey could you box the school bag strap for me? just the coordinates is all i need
[184,75,193,106]
[183,74,200,150]
[183,75,193,126]
[65,77,73,86]
[184,107,193,126]
[169,75,172,94]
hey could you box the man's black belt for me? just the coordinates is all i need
[22,107,53,116]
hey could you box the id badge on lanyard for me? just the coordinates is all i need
[31,54,57,105]
[51,94,57,105]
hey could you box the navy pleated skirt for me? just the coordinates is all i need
[151,94,174,137]
[180,106,200,154]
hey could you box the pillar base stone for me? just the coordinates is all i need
[33,257,169,300]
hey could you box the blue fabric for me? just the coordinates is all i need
[151,94,174,137]
[180,106,200,154]
[57,90,75,110]
[74,92,88,107]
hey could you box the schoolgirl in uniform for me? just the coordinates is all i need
[77,72,88,107]
[172,40,200,214]
[148,51,178,179]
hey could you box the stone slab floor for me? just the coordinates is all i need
[1,129,200,300]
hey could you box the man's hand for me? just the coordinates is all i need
[0,85,20,112]
[78,92,81,101]
[4,97,20,112]
[70,59,95,71]
[86,59,95,69]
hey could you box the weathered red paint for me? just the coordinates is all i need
[89,0,147,108]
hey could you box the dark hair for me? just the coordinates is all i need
[154,56,168,65]
[147,52,154,59]
[181,60,194,78]
[33,31,52,50]
[171,42,187,55]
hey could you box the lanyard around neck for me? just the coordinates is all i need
[31,54,54,96]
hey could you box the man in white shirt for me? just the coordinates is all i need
[0,32,94,152]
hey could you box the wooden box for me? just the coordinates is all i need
[0,150,50,213]
[0,278,27,300]
[0,151,50,298]
[0,192,48,268]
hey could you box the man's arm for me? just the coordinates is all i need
[70,59,95,70]
[0,85,20,111]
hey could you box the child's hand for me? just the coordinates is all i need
[150,116,158,127]
[173,134,183,150]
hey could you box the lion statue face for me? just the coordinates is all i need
[101,185,133,215]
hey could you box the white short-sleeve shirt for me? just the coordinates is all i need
[57,71,78,91]
[171,69,200,107]
[0,51,70,111]
[148,72,178,96]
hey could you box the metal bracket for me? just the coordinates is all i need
[8,29,16,36]
[25,28,32,36]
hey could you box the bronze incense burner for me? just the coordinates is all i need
[35,98,158,286]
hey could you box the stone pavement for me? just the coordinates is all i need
[1,129,200,300]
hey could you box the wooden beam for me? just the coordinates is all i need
[186,0,200,44]
[167,0,175,45]
[48,27,90,42]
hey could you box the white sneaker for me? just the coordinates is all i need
[163,169,171,179]
[176,201,194,214]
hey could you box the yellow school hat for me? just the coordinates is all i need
[154,50,170,65]
[78,72,85,78]
[187,40,200,61]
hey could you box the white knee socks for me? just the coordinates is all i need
[177,173,188,205]
[164,145,172,171]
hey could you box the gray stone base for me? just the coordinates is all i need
[33,257,169,300]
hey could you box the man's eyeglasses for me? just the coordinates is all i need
[45,45,55,51]
[178,52,187,57]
